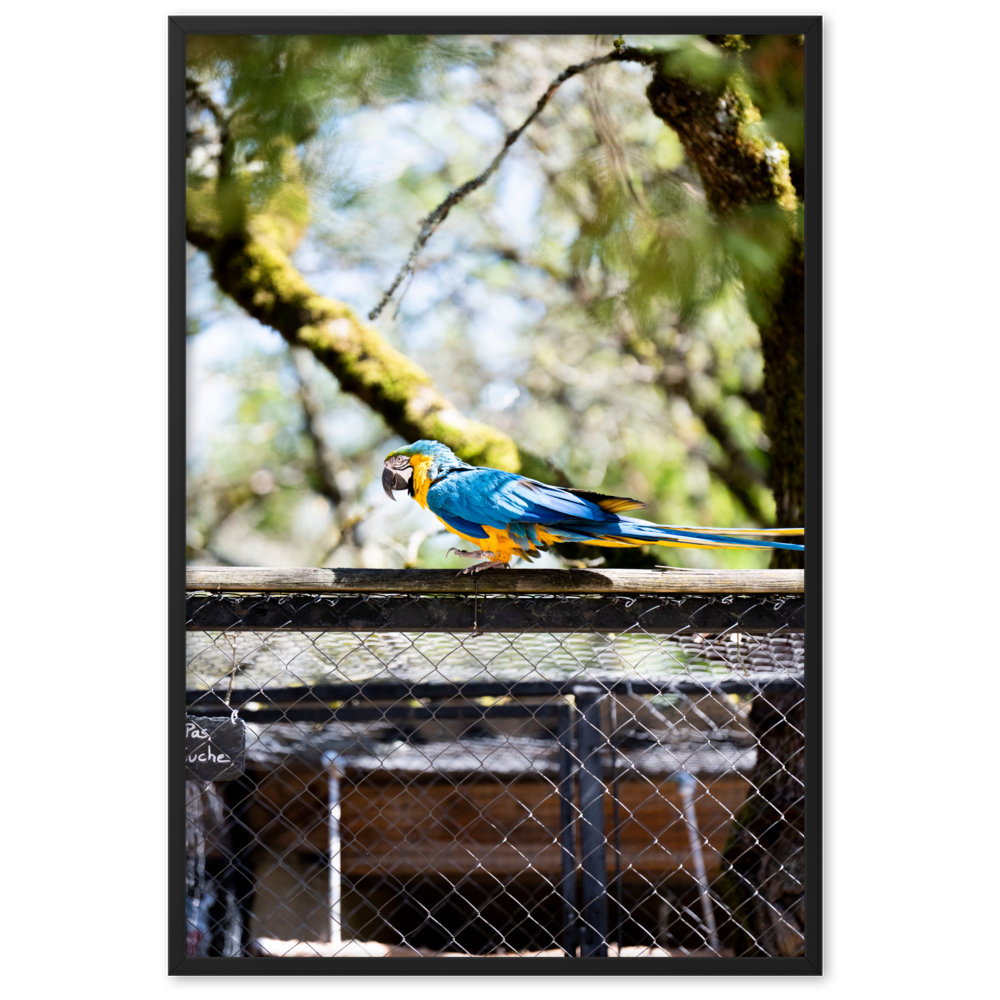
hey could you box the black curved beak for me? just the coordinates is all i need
[382,462,413,500]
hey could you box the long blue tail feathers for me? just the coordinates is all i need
[549,518,805,552]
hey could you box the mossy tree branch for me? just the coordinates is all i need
[185,192,560,484]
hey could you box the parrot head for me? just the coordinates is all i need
[381,440,467,500]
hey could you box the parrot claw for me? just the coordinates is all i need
[458,560,511,575]
[447,547,494,560]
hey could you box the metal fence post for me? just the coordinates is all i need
[556,701,578,956]
[609,698,624,954]
[573,685,609,958]
[675,769,721,954]
[322,753,342,947]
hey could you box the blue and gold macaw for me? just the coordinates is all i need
[383,440,804,572]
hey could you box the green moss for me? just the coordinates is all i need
[716,35,750,54]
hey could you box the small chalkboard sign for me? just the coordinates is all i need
[185,716,246,780]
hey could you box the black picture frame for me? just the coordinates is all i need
[165,15,823,976]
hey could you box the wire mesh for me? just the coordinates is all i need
[184,590,806,959]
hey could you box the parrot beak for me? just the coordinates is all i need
[382,458,413,500]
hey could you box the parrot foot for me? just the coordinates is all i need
[447,547,495,560]
[458,560,511,576]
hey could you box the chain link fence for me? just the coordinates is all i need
[183,580,806,961]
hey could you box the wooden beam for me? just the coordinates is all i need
[186,566,804,595]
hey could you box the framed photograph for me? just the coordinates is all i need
[172,15,821,976]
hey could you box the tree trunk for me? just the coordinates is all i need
[645,59,805,567]
[718,691,806,956]
[645,52,808,955]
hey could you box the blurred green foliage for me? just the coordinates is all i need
[186,33,804,570]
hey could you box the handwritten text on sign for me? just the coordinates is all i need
[185,716,246,780]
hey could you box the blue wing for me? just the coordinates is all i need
[426,471,615,528]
